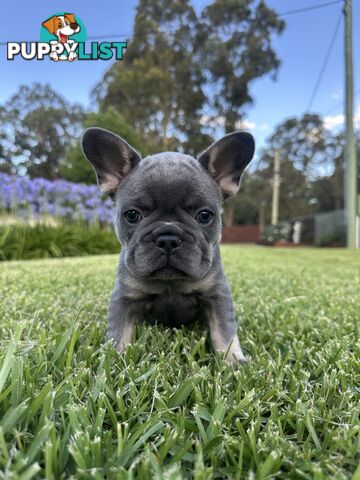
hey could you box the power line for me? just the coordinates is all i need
[87,34,131,41]
[0,34,132,46]
[0,1,345,46]
[324,88,360,115]
[278,0,343,17]
[305,12,342,112]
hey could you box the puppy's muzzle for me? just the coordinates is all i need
[152,224,183,255]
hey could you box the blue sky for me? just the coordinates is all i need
[1,0,359,153]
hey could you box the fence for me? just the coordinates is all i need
[314,209,345,245]
[222,225,260,243]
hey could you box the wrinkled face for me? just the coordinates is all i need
[115,153,222,279]
[82,128,255,280]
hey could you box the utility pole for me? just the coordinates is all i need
[259,200,266,237]
[271,150,281,225]
[344,0,358,248]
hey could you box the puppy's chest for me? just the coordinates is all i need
[143,292,204,327]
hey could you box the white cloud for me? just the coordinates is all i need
[324,104,360,130]
[324,114,344,129]
[235,119,256,130]
[200,115,225,128]
[331,89,342,100]
[200,115,257,131]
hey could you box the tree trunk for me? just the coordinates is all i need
[224,110,237,134]
[223,199,236,227]
[161,107,172,150]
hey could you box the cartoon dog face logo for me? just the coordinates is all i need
[42,14,81,61]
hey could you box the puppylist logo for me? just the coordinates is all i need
[7,12,127,62]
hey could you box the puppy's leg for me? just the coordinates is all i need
[206,290,247,366]
[108,289,139,353]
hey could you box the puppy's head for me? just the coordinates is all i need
[82,128,254,280]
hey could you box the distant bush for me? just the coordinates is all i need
[263,222,292,243]
[318,225,346,246]
[0,222,120,260]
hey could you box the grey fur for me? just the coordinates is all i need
[82,128,255,365]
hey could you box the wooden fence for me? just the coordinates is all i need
[221,225,260,243]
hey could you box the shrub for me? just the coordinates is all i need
[0,222,120,260]
[318,225,346,246]
[263,222,292,243]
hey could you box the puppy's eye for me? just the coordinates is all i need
[196,209,214,225]
[124,209,142,224]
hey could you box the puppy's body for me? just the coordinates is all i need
[82,130,255,365]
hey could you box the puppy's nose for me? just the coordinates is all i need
[70,23,78,29]
[155,234,182,255]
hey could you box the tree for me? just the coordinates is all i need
[200,0,285,132]
[267,114,330,178]
[231,172,265,225]
[60,108,149,184]
[251,117,359,224]
[1,83,85,179]
[309,132,345,212]
[309,176,339,213]
[255,151,309,222]
[199,0,285,225]
[94,0,211,155]
[0,106,14,174]
[252,115,331,224]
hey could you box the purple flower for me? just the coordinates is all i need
[0,173,114,225]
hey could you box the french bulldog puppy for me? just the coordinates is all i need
[82,128,255,365]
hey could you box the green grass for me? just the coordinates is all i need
[0,246,359,479]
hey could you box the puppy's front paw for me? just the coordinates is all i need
[212,333,248,366]
[224,347,248,366]
[113,338,131,354]
[109,322,135,355]
[227,351,248,366]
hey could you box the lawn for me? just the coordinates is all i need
[0,246,359,479]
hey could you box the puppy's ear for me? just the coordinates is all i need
[198,131,255,198]
[42,16,58,35]
[82,127,141,197]
[64,13,76,24]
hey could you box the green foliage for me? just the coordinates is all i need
[60,108,147,184]
[247,114,345,226]
[265,114,329,175]
[0,247,359,478]
[94,0,285,150]
[200,0,285,132]
[94,0,211,155]
[0,222,119,260]
[309,132,346,213]
[263,222,292,243]
[60,108,149,184]
[318,225,346,246]
[0,83,85,179]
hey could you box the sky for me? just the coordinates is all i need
[1,0,359,154]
